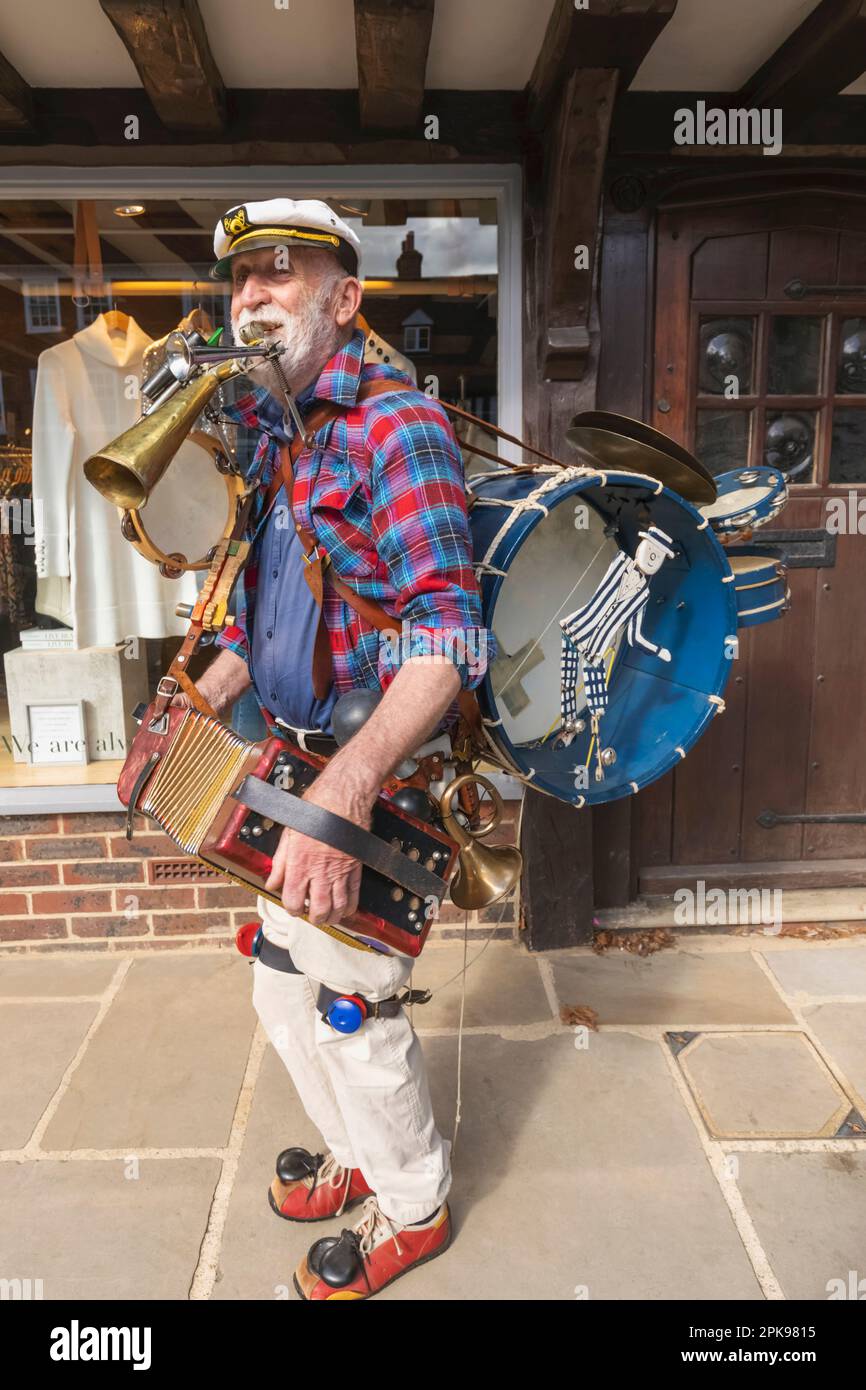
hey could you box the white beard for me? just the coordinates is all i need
[232,289,340,394]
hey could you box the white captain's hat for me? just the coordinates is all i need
[211,198,362,281]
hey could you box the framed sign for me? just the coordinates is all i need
[26,701,89,765]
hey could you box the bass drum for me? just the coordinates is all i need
[467,466,739,805]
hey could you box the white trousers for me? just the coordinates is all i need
[252,893,452,1226]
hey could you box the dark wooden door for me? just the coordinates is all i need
[637,188,866,887]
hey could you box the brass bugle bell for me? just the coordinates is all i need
[439,773,523,911]
[84,356,247,511]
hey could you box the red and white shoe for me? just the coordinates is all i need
[268,1148,373,1223]
[293,1195,452,1300]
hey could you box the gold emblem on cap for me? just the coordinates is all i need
[223,206,251,237]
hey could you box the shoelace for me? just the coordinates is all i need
[314,1153,353,1216]
[354,1196,403,1260]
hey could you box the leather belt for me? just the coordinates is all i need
[275,725,339,756]
[257,933,302,974]
[255,934,407,1021]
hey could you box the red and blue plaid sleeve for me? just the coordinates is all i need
[214,557,253,667]
[366,396,495,691]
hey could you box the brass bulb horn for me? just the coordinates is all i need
[83,347,270,511]
[439,773,523,911]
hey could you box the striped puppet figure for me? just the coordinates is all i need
[557,527,676,778]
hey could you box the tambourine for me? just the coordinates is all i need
[120,430,245,578]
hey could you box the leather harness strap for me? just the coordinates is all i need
[270,377,413,700]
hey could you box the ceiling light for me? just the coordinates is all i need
[114,204,145,218]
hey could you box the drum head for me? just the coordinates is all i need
[699,467,786,534]
[566,411,717,504]
[470,469,738,805]
[489,499,622,744]
[131,433,233,569]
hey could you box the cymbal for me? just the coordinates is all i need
[566,411,718,504]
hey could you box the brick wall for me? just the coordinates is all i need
[0,803,521,951]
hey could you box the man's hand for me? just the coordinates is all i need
[265,655,461,927]
[168,649,251,716]
[264,763,373,924]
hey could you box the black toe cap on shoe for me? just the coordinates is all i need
[309,1231,363,1289]
[275,1147,321,1183]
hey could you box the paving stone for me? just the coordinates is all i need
[735,1151,866,1300]
[212,1046,325,1301]
[41,955,256,1151]
[803,1002,866,1116]
[0,955,118,998]
[410,940,552,1029]
[549,949,794,1025]
[216,1031,762,1301]
[0,1158,220,1299]
[0,1002,97,1149]
[678,1032,850,1139]
[762,944,866,1000]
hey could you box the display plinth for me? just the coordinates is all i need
[4,644,149,764]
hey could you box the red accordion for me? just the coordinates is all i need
[118,702,458,957]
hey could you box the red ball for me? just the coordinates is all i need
[235,921,262,957]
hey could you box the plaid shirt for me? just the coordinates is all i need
[215,327,494,726]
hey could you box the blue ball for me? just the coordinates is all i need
[327,998,366,1034]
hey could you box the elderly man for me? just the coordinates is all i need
[184,199,492,1300]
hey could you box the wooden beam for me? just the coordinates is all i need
[0,49,34,133]
[98,0,226,133]
[519,788,595,950]
[0,88,526,163]
[528,0,678,128]
[740,0,866,120]
[541,67,618,381]
[354,0,434,130]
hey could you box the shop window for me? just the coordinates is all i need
[0,189,501,803]
[23,280,62,334]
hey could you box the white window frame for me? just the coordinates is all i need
[75,284,114,332]
[0,164,523,812]
[23,278,63,334]
[404,323,432,353]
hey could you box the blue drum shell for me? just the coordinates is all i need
[468,468,740,806]
[724,547,788,629]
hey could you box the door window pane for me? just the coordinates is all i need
[837,318,866,394]
[698,317,754,396]
[765,411,816,483]
[696,409,751,475]
[767,315,822,395]
[829,409,866,483]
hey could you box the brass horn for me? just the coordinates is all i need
[439,773,523,911]
[84,356,249,510]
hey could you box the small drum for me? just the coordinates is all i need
[467,465,738,806]
[698,467,787,537]
[725,550,788,628]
